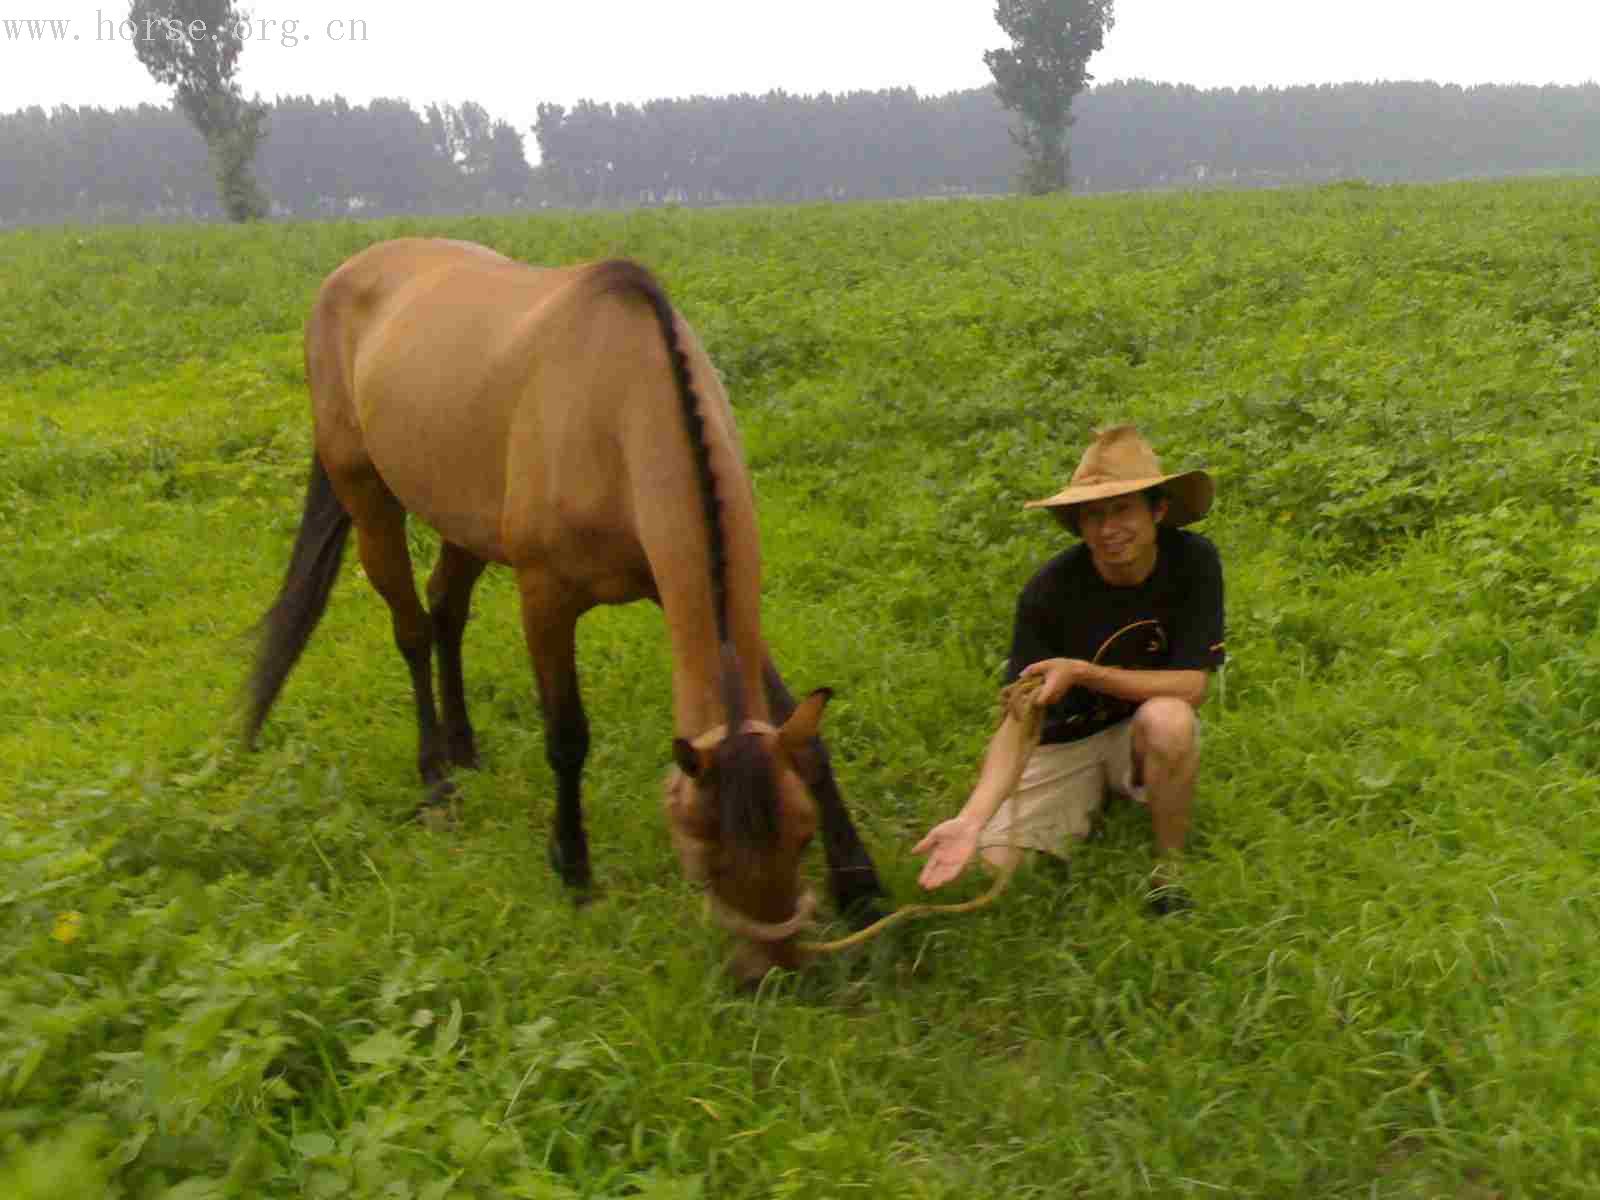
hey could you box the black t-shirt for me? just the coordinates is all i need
[1005,526,1226,744]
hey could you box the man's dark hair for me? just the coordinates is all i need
[1054,484,1168,536]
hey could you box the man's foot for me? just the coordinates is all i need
[1146,884,1193,916]
[1145,856,1192,916]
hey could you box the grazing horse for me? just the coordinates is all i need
[245,238,884,976]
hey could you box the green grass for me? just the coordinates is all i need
[5,179,1600,1197]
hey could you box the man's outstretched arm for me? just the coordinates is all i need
[912,708,1038,890]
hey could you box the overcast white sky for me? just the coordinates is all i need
[3,1,1597,147]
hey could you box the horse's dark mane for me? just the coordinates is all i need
[586,259,777,853]
[586,260,730,644]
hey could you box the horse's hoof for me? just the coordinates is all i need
[840,895,890,933]
[416,802,457,833]
[447,737,480,770]
[415,778,459,831]
[546,840,593,895]
[416,807,454,833]
[832,875,889,930]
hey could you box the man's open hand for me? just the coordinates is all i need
[912,818,981,890]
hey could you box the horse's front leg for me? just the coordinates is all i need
[763,657,887,920]
[517,570,592,893]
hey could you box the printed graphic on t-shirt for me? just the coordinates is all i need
[1054,618,1170,734]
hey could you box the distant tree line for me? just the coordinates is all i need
[536,81,1600,205]
[1073,80,1600,191]
[0,95,534,224]
[531,88,1014,206]
[5,80,1600,224]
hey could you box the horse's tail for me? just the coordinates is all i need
[244,452,352,747]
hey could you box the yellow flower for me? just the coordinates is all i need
[52,911,83,944]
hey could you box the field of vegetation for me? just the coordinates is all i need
[5,178,1600,1198]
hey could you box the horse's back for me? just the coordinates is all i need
[304,241,575,558]
[304,239,713,589]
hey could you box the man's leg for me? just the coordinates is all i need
[1131,697,1199,854]
[1129,698,1200,912]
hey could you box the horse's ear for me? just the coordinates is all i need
[673,737,713,780]
[778,687,832,754]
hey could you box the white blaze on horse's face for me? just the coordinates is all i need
[663,690,829,980]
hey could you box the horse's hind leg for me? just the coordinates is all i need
[516,569,592,892]
[427,542,488,769]
[762,657,887,920]
[341,473,452,808]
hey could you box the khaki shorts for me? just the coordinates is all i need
[977,719,1145,858]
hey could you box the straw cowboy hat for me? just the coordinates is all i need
[1024,424,1214,528]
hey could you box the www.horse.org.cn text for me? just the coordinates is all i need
[0,13,370,48]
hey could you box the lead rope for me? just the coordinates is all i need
[796,674,1045,955]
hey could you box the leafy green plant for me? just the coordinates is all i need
[6,178,1600,1196]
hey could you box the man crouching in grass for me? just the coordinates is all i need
[913,425,1224,914]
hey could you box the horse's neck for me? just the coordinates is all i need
[665,622,772,738]
[614,318,772,738]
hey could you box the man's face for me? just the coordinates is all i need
[1076,492,1167,578]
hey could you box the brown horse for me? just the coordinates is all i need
[245,238,884,976]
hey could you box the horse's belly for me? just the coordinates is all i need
[358,396,512,564]
[500,477,655,596]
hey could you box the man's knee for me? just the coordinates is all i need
[1133,697,1198,764]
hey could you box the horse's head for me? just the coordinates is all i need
[663,688,831,982]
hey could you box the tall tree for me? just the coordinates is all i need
[484,121,532,203]
[985,0,1114,194]
[126,0,269,220]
